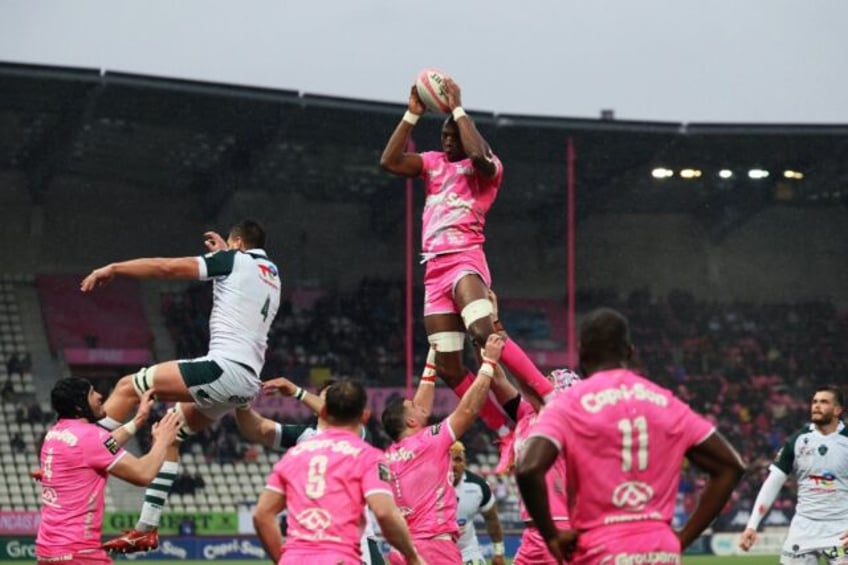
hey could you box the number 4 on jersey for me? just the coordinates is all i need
[260,295,271,322]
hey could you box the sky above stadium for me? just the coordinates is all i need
[1,0,846,124]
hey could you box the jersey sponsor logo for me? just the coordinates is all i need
[606,551,680,565]
[257,264,279,282]
[611,480,654,512]
[808,471,836,487]
[580,383,668,414]
[290,438,363,457]
[103,436,120,455]
[41,486,59,508]
[378,463,392,482]
[293,508,341,542]
[227,394,253,405]
[385,447,415,462]
[431,423,442,436]
[44,429,79,446]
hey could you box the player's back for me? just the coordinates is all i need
[271,428,387,564]
[532,369,713,538]
[36,419,122,556]
[203,248,281,373]
[384,421,458,539]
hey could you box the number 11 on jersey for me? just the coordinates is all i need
[618,416,649,472]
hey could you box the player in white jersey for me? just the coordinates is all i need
[80,219,281,553]
[740,385,848,564]
[450,441,505,565]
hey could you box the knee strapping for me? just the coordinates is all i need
[132,366,156,398]
[171,405,195,443]
[461,298,494,329]
[428,331,466,352]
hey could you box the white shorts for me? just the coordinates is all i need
[177,354,260,420]
[781,514,848,565]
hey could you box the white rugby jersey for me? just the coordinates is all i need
[455,470,495,562]
[196,249,281,375]
[772,421,848,521]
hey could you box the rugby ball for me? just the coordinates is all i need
[415,68,451,114]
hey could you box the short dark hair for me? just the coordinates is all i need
[579,307,632,368]
[317,379,337,396]
[324,379,367,425]
[229,219,266,249]
[815,385,844,408]
[51,377,97,421]
[381,397,407,442]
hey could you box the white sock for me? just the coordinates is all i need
[136,460,179,531]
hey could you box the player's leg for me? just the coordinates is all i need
[103,402,214,553]
[99,361,193,431]
[424,313,510,434]
[454,274,554,401]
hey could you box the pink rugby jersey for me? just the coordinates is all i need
[529,369,714,535]
[514,400,569,523]
[419,151,502,256]
[265,428,391,564]
[36,419,126,557]
[384,420,458,538]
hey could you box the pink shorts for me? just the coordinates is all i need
[514,526,559,565]
[388,537,461,565]
[572,527,681,565]
[37,549,112,564]
[423,248,491,317]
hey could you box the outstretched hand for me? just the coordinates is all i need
[151,411,181,445]
[443,77,462,111]
[132,389,156,428]
[408,85,426,116]
[80,265,115,292]
[482,333,505,364]
[262,377,299,397]
[204,231,227,253]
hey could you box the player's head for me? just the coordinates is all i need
[548,367,581,396]
[450,441,466,485]
[810,385,844,426]
[381,397,429,442]
[51,376,104,422]
[578,308,633,377]
[322,378,368,427]
[227,219,266,251]
[441,116,464,162]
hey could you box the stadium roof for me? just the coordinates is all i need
[1,61,846,233]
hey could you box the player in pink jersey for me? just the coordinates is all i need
[508,369,579,565]
[380,77,555,441]
[516,308,746,565]
[253,379,422,565]
[35,377,180,564]
[381,333,504,565]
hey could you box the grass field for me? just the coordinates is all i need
[6,558,779,564]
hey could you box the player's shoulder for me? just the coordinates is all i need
[462,470,490,491]
[785,423,816,446]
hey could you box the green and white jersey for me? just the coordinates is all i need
[773,421,848,521]
[455,470,494,562]
[196,248,280,375]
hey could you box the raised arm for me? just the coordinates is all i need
[680,431,746,549]
[411,347,437,419]
[109,412,181,486]
[443,78,497,178]
[447,334,504,438]
[379,86,424,178]
[81,257,199,291]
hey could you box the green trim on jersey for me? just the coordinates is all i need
[464,470,493,508]
[775,424,815,474]
[279,424,311,449]
[179,359,224,388]
[203,249,237,277]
